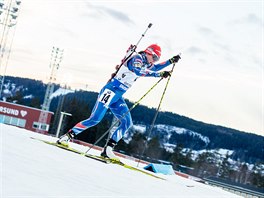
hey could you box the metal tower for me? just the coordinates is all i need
[36,47,63,132]
[0,0,22,99]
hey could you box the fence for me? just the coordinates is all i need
[204,178,264,198]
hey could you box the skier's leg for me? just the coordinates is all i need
[57,87,117,145]
[101,98,133,159]
[57,99,108,145]
[110,99,133,143]
[71,99,108,134]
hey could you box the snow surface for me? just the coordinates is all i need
[133,124,146,133]
[188,148,234,161]
[155,124,210,145]
[1,124,242,198]
[23,94,33,99]
[49,88,74,100]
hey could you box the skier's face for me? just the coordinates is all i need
[146,53,156,64]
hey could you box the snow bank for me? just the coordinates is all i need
[1,124,242,198]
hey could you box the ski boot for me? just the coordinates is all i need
[101,139,119,161]
[57,129,75,147]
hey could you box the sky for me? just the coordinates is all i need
[2,124,242,197]
[0,0,263,135]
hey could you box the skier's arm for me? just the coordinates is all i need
[151,55,181,71]
[149,60,171,72]
[146,55,181,78]
[127,54,181,77]
[126,57,161,77]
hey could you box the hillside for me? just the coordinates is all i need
[2,124,242,198]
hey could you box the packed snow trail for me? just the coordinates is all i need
[1,124,242,198]
[30,136,165,180]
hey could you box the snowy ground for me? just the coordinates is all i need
[1,124,242,198]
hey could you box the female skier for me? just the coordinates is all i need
[57,44,181,159]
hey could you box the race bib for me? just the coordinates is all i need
[99,89,115,107]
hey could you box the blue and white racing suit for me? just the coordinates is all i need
[71,52,172,143]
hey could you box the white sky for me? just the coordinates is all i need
[1,0,263,135]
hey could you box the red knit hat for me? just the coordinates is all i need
[144,44,161,59]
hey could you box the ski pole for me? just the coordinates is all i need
[135,23,152,47]
[137,62,177,167]
[85,77,163,154]
[124,23,152,63]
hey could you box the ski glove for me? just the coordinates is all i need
[159,71,171,78]
[169,55,181,64]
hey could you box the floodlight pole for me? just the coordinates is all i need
[56,112,72,138]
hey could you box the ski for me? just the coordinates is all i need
[31,137,165,180]
[30,137,108,163]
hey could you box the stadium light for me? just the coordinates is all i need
[0,0,22,99]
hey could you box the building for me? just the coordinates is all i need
[0,101,53,133]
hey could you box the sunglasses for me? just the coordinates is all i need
[152,53,160,62]
[146,48,160,62]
